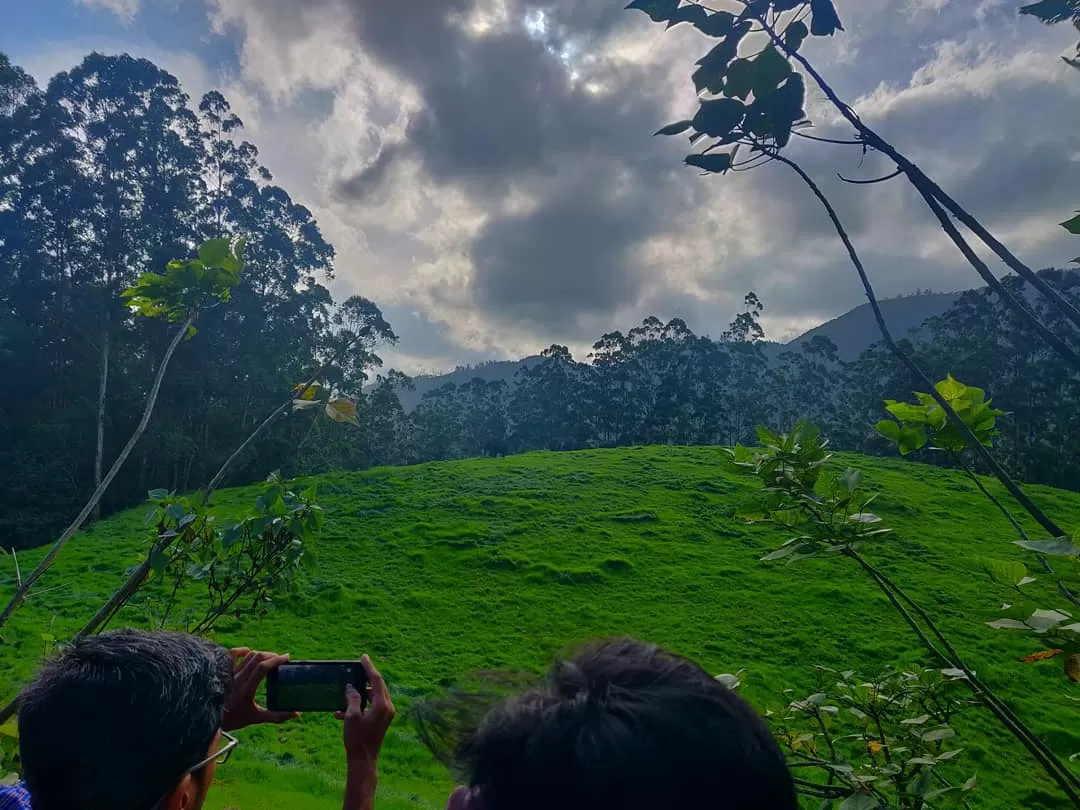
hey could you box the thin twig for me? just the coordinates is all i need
[837,168,903,185]
[768,151,1066,539]
[0,315,195,630]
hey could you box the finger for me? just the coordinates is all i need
[334,711,345,721]
[253,653,290,683]
[260,710,300,724]
[344,682,365,716]
[234,651,269,694]
[230,647,252,668]
[360,655,391,710]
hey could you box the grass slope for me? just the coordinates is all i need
[3,447,1080,809]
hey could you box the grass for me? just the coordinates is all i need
[3,446,1080,809]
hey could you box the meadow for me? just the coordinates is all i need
[3,446,1080,809]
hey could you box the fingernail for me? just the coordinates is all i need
[361,654,370,664]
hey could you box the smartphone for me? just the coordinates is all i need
[265,660,368,713]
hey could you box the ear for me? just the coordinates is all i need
[161,774,200,810]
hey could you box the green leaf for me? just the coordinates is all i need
[165,503,186,522]
[1025,608,1071,632]
[982,558,1029,587]
[838,794,878,810]
[1020,0,1080,24]
[625,0,679,23]
[963,775,978,792]
[695,9,735,37]
[692,98,746,138]
[785,20,810,51]
[922,726,955,742]
[148,488,169,500]
[809,0,844,36]
[875,419,900,443]
[654,120,693,136]
[1061,213,1080,234]
[1014,538,1080,557]
[987,618,1030,630]
[724,59,755,101]
[198,238,231,268]
[685,153,733,173]
[149,547,169,574]
[752,47,793,98]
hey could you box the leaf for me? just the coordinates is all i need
[293,382,324,401]
[696,9,735,37]
[1014,538,1080,557]
[654,120,692,136]
[665,3,709,29]
[987,618,1029,630]
[147,488,169,500]
[292,399,323,411]
[625,0,679,23]
[922,726,955,743]
[875,419,901,443]
[197,238,231,268]
[1026,609,1071,632]
[1066,653,1080,682]
[685,153,733,173]
[724,59,755,101]
[902,715,931,725]
[963,775,978,792]
[1062,213,1080,234]
[149,547,169,574]
[1020,0,1080,24]
[326,397,361,427]
[809,0,844,36]
[785,20,810,51]
[982,558,1028,587]
[1019,649,1064,663]
[838,794,878,810]
[692,98,746,138]
[752,46,793,98]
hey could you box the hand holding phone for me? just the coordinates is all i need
[266,660,369,713]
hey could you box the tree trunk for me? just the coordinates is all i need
[92,325,110,521]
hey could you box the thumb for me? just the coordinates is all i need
[344,682,364,714]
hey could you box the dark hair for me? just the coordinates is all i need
[18,629,233,810]
[438,638,798,810]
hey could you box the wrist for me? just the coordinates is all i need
[344,760,377,810]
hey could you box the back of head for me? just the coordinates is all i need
[457,638,797,810]
[18,629,232,810]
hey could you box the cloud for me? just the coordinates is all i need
[159,0,1080,369]
[78,0,140,20]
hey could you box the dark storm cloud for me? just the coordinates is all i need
[324,0,686,327]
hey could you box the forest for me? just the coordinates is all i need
[4,0,1080,806]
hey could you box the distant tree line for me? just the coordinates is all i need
[359,276,1080,493]
[3,50,1079,550]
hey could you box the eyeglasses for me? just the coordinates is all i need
[184,730,239,776]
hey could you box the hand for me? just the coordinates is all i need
[222,648,300,732]
[336,654,395,770]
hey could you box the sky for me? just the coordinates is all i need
[3,0,1078,373]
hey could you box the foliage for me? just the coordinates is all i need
[137,474,323,633]
[121,237,244,334]
[875,376,1005,457]
[0,51,394,549]
[6,449,1080,808]
[724,422,890,563]
[770,666,977,808]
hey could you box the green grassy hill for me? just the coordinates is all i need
[3,447,1080,809]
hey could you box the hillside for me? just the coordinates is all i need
[789,292,961,361]
[393,293,961,405]
[3,448,1080,809]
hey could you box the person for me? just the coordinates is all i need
[1,629,393,810]
[420,638,799,810]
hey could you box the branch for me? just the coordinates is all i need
[919,192,1080,372]
[0,315,194,630]
[768,151,1066,540]
[793,130,864,146]
[758,14,1080,336]
[837,168,903,185]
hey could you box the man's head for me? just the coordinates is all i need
[443,638,798,810]
[18,630,234,810]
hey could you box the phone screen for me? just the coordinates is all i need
[267,661,365,713]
